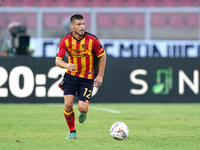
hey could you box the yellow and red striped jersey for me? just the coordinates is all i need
[56,31,105,79]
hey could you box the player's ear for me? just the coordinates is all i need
[70,24,73,30]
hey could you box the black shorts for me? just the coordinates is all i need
[58,73,94,103]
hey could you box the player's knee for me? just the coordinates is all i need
[64,100,73,111]
[78,104,88,113]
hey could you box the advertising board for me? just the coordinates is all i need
[0,57,199,103]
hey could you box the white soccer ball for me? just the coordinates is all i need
[110,122,129,140]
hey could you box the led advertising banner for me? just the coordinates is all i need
[0,57,200,103]
[31,38,200,58]
[98,58,200,103]
[0,57,64,103]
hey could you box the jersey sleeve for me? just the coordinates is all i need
[93,38,105,57]
[56,38,66,59]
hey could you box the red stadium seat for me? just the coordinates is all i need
[61,13,73,21]
[37,0,54,7]
[185,13,199,28]
[90,0,106,7]
[161,0,177,7]
[108,0,124,7]
[2,0,18,2]
[20,0,36,7]
[1,0,19,7]
[54,0,71,7]
[144,0,160,7]
[197,0,200,6]
[24,13,37,28]
[60,13,73,29]
[1,0,19,3]
[82,14,91,28]
[114,13,132,27]
[168,13,185,28]
[126,0,142,7]
[72,0,89,7]
[97,14,114,28]
[7,13,24,25]
[151,13,167,28]
[133,13,145,28]
[0,13,8,28]
[179,0,195,7]
[43,13,61,28]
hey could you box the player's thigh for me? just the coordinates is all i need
[77,78,94,103]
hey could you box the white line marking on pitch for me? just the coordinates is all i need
[46,104,122,114]
[134,111,168,114]
[90,107,122,114]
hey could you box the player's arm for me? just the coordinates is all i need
[93,53,106,88]
[55,39,76,72]
[55,58,76,72]
[93,52,107,88]
[93,38,107,88]
[97,53,106,78]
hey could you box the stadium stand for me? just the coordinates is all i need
[43,13,60,28]
[24,13,37,28]
[0,0,198,8]
[126,0,142,7]
[161,0,177,7]
[144,0,160,7]
[185,13,199,28]
[0,13,8,28]
[114,13,132,27]
[61,13,73,22]
[54,0,71,7]
[20,0,36,7]
[90,0,107,7]
[0,0,199,40]
[73,0,90,7]
[168,13,185,28]
[82,13,91,28]
[197,0,200,6]
[37,0,54,7]
[97,13,114,28]
[133,13,145,28]
[151,13,167,28]
[108,0,125,7]
[1,0,19,7]
[179,0,195,7]
[7,13,24,25]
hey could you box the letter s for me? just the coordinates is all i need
[130,69,148,95]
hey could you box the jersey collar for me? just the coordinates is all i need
[71,31,85,41]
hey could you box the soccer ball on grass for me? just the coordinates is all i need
[110,122,129,140]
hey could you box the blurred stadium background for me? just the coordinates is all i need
[0,0,199,42]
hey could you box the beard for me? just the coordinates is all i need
[74,30,85,37]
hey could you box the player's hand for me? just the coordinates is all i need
[67,63,76,72]
[93,75,103,88]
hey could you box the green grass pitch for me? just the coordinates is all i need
[0,103,200,150]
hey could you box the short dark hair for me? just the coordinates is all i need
[70,14,84,24]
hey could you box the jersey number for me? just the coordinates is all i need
[83,88,92,99]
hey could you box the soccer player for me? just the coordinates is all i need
[55,14,106,139]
